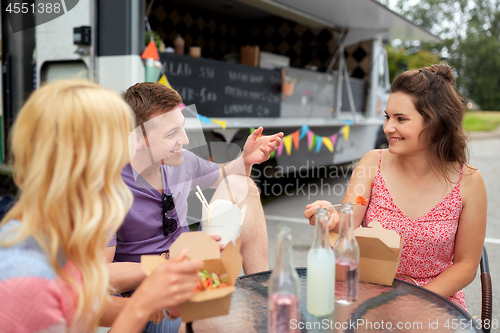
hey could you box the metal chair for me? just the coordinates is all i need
[480,246,492,333]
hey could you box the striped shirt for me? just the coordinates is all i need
[0,220,83,332]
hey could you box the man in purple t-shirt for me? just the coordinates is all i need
[105,82,283,301]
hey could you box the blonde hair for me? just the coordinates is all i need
[0,80,135,330]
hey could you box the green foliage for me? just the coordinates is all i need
[145,30,163,49]
[387,46,440,83]
[389,0,500,110]
[463,111,500,131]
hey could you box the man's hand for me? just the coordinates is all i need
[242,127,283,171]
[210,234,225,253]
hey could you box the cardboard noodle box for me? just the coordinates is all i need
[329,221,404,286]
[201,199,247,245]
[141,232,243,322]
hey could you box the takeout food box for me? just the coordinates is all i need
[141,232,242,322]
[201,199,247,245]
[329,222,404,286]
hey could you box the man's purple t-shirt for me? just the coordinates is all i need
[109,150,219,263]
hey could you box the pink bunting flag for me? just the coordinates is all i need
[330,133,338,149]
[306,130,314,150]
[276,141,284,157]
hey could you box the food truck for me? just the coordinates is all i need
[0,0,440,175]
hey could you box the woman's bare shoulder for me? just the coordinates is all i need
[358,149,382,166]
[353,149,382,180]
[462,164,484,181]
[461,164,486,201]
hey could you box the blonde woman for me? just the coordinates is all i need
[0,80,203,332]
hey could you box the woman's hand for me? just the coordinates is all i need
[304,200,340,231]
[132,249,204,316]
[111,249,204,332]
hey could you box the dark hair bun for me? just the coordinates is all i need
[427,64,455,85]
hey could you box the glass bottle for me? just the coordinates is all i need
[333,203,359,304]
[268,226,300,333]
[307,207,335,316]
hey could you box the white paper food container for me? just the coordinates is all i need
[201,199,247,245]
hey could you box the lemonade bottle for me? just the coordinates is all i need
[307,207,336,316]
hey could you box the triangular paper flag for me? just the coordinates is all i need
[212,119,227,130]
[309,134,317,152]
[299,125,310,140]
[270,151,275,159]
[330,133,338,149]
[158,74,173,89]
[315,135,323,153]
[141,40,160,61]
[322,137,334,153]
[342,125,350,141]
[197,114,211,124]
[307,131,315,151]
[250,127,255,134]
[276,142,284,157]
[283,135,293,156]
[343,119,354,126]
[291,131,300,150]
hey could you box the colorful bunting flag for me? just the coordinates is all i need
[211,119,227,130]
[309,134,318,152]
[342,125,350,141]
[315,135,323,153]
[141,40,160,61]
[270,151,275,159]
[197,114,211,124]
[330,133,338,149]
[291,131,300,150]
[299,125,310,140]
[307,131,314,151]
[158,74,173,89]
[276,141,284,157]
[322,137,334,152]
[283,135,293,156]
[250,127,255,134]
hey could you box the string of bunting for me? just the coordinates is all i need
[158,72,350,157]
[251,124,350,158]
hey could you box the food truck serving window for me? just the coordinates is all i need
[40,60,88,84]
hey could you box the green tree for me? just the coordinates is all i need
[390,0,500,110]
[387,46,440,83]
[458,3,500,110]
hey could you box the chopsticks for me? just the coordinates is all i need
[326,196,368,209]
[195,186,212,223]
[327,202,362,209]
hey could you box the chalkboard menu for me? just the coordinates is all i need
[158,53,282,117]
